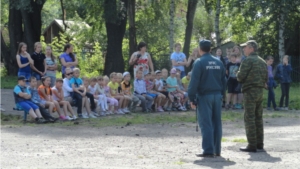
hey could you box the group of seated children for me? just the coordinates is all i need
[14,67,192,122]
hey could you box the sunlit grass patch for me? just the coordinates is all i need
[232,138,247,143]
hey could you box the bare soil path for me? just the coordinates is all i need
[1,117,300,169]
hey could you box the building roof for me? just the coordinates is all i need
[42,19,90,35]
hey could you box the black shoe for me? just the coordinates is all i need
[215,154,221,157]
[195,153,215,158]
[50,117,59,123]
[257,145,266,152]
[36,118,46,124]
[78,114,83,118]
[239,146,257,152]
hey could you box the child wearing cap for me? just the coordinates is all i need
[14,76,46,124]
[121,72,140,112]
[167,68,185,111]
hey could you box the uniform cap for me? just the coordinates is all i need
[240,40,258,51]
[199,40,211,48]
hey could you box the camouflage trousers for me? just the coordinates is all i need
[243,88,264,148]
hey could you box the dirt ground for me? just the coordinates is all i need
[1,89,300,169]
[1,117,300,169]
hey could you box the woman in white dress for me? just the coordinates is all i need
[129,42,154,78]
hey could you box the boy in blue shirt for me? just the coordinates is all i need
[13,76,45,123]
[170,43,187,78]
[134,70,154,112]
[70,68,96,118]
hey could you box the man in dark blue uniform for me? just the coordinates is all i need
[188,40,226,157]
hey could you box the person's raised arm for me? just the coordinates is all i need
[129,53,137,66]
[16,55,30,68]
[186,57,193,67]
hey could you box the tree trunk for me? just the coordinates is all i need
[7,2,23,76]
[183,0,198,58]
[128,0,137,56]
[169,0,175,54]
[103,0,128,75]
[278,10,285,62]
[21,0,45,54]
[214,0,221,47]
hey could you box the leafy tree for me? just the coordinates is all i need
[183,0,199,58]
[1,0,46,76]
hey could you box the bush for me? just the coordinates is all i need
[0,66,7,77]
[40,33,105,78]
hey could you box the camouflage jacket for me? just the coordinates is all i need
[236,52,268,92]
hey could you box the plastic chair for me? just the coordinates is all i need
[13,106,28,122]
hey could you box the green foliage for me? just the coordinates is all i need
[0,66,7,77]
[193,6,215,42]
[78,42,105,77]
[1,76,17,89]
[0,0,9,27]
[41,0,62,29]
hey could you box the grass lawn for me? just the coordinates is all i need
[1,110,299,127]
[1,76,18,89]
[262,83,300,110]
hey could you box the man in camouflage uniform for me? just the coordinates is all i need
[236,40,268,152]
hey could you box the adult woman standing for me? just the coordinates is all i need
[45,46,57,87]
[233,45,243,109]
[129,42,154,78]
[60,44,78,78]
[16,42,34,80]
